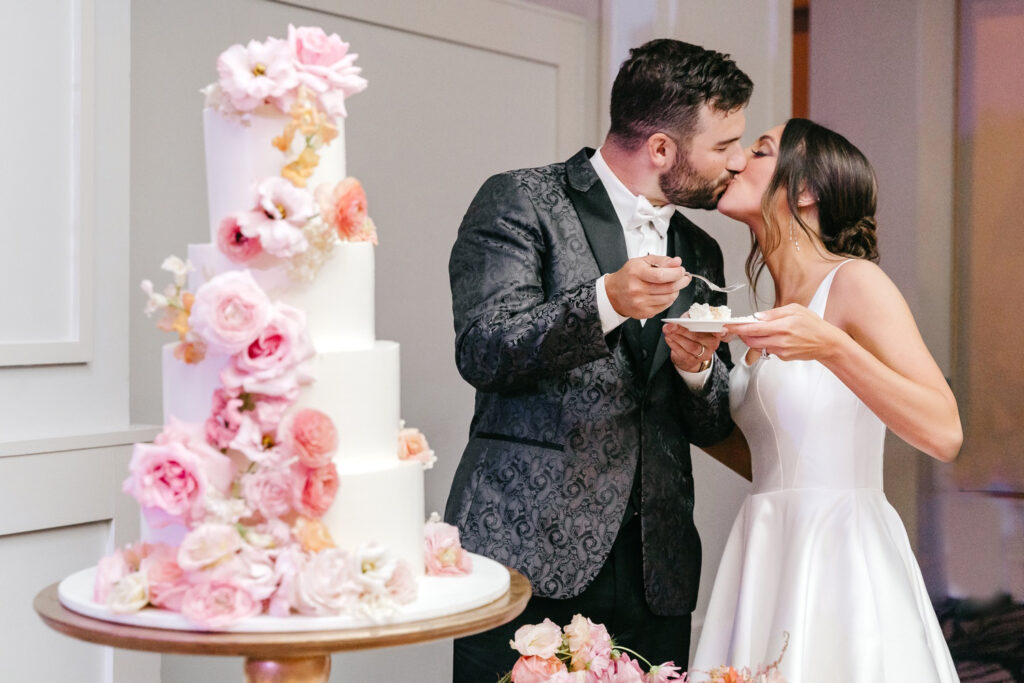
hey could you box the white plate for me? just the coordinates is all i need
[662,315,759,333]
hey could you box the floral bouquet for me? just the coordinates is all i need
[499,615,789,683]
[499,614,685,683]
[204,25,377,282]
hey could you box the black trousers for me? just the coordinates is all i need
[452,515,691,683]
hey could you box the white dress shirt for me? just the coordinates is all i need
[589,148,712,390]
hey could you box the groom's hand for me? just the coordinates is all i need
[606,255,690,320]
[664,323,724,373]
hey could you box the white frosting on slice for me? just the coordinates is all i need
[203,105,346,242]
[188,241,375,351]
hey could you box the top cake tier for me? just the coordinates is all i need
[202,106,346,244]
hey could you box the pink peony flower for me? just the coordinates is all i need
[424,517,472,576]
[288,24,367,118]
[190,270,272,355]
[217,214,263,263]
[94,550,130,604]
[511,655,569,683]
[220,302,314,398]
[141,544,189,611]
[210,544,279,601]
[278,408,337,468]
[237,177,316,258]
[177,523,243,571]
[603,654,645,683]
[293,462,339,518]
[241,465,299,520]
[180,578,261,630]
[315,177,368,240]
[645,662,685,683]
[510,618,564,659]
[291,547,361,616]
[216,37,299,113]
[397,426,436,469]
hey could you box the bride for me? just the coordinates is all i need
[668,118,962,681]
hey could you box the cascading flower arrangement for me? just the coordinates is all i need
[203,25,377,283]
[101,267,424,629]
[499,616,789,683]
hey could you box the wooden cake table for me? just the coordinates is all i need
[35,568,531,682]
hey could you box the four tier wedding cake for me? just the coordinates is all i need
[61,25,508,631]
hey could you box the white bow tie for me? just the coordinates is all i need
[627,196,676,237]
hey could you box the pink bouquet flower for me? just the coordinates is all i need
[498,614,688,683]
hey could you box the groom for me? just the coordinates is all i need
[445,39,752,680]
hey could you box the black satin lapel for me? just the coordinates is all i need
[647,218,696,382]
[565,180,629,279]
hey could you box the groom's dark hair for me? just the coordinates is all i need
[608,39,753,150]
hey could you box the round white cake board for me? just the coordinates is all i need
[58,553,511,633]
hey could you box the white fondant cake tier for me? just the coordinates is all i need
[187,241,375,351]
[328,457,425,574]
[162,341,400,464]
[294,341,401,461]
[203,105,346,242]
[59,554,510,632]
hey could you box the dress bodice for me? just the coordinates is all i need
[729,262,886,494]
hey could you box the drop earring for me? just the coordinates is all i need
[789,216,801,252]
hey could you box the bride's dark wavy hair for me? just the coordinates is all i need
[746,118,880,288]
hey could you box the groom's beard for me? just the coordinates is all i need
[660,150,733,210]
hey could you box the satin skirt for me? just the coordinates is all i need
[690,488,958,682]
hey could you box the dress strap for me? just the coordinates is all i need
[807,259,854,317]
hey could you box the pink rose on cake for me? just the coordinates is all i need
[288,24,368,118]
[237,177,316,258]
[190,270,272,355]
[293,462,340,518]
[205,387,247,450]
[216,37,299,113]
[241,465,299,520]
[217,215,263,263]
[290,547,361,616]
[220,302,314,398]
[398,424,437,469]
[277,408,338,468]
[180,578,262,630]
[124,436,234,528]
[424,513,472,576]
[177,523,244,571]
[315,177,378,243]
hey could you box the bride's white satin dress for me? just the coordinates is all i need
[691,263,958,682]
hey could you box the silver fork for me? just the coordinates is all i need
[689,272,746,293]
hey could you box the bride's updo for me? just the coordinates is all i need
[747,118,880,284]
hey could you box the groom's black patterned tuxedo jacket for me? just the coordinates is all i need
[444,148,734,615]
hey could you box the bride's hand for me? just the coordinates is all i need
[731,304,842,361]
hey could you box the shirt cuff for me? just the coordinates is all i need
[596,275,629,335]
[678,355,713,391]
